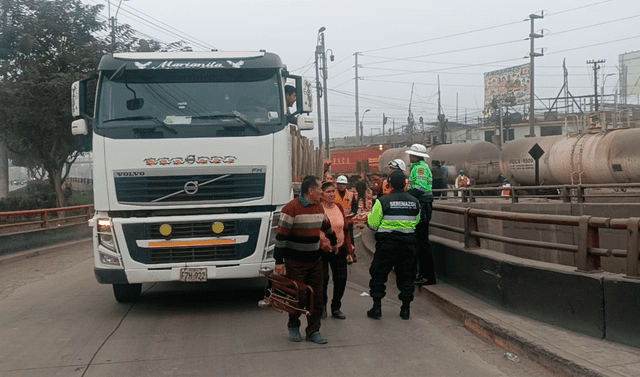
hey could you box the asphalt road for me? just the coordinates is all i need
[0,238,555,377]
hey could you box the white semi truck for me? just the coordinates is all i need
[71,51,314,302]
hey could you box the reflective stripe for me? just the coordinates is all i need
[377,228,415,234]
[278,213,295,229]
[413,186,426,193]
[283,240,321,251]
[275,239,287,248]
[383,215,419,221]
[291,213,325,229]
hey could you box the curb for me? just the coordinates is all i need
[0,238,92,266]
[359,227,605,377]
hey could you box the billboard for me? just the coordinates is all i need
[484,63,530,109]
[620,50,640,98]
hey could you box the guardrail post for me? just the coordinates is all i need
[576,216,601,272]
[464,208,480,249]
[42,212,48,228]
[510,187,518,203]
[576,185,584,203]
[625,218,640,279]
[461,189,467,203]
[469,188,476,203]
[562,186,570,203]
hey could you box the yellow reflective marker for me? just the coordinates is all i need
[159,223,173,237]
[212,221,225,234]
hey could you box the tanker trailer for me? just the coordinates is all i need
[378,147,410,176]
[379,142,501,185]
[427,142,502,185]
[500,128,640,185]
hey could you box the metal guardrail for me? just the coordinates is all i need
[431,203,640,279]
[0,205,94,234]
[432,182,640,203]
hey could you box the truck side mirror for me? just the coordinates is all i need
[296,114,314,130]
[72,119,89,136]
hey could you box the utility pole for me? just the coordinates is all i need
[587,59,605,111]
[0,0,10,198]
[528,12,544,137]
[354,52,361,145]
[314,45,323,150]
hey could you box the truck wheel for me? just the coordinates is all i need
[113,283,142,303]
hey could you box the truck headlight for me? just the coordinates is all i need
[97,218,117,252]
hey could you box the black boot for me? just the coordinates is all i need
[400,302,410,320]
[367,299,382,320]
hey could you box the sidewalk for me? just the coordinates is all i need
[360,227,640,377]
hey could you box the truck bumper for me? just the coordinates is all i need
[94,268,129,284]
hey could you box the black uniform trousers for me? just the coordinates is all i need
[285,257,324,337]
[369,233,416,303]
[415,201,436,282]
[322,249,348,312]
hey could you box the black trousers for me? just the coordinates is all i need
[322,249,348,312]
[285,258,324,337]
[416,201,436,281]
[369,234,416,303]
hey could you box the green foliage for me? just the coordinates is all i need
[0,0,107,207]
[0,182,57,212]
[0,0,191,208]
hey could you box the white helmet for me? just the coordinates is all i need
[388,158,406,172]
[405,144,430,158]
[336,175,348,184]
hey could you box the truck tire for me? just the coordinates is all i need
[113,283,142,303]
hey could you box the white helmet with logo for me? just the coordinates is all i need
[388,158,406,172]
[336,175,348,184]
[405,144,430,158]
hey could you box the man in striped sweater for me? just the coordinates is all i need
[274,175,338,344]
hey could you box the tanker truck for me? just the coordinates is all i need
[71,51,315,302]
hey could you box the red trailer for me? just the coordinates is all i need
[330,145,390,174]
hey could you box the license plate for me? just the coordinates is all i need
[180,268,207,282]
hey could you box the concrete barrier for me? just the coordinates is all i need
[431,235,640,348]
[0,224,92,257]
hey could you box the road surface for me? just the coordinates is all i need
[0,238,554,376]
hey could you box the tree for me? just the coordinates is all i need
[0,0,106,207]
[0,0,191,208]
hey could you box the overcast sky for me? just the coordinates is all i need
[90,0,640,141]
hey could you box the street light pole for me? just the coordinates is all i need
[319,30,333,159]
[314,41,323,150]
[360,109,370,145]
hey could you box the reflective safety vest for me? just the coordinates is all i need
[408,160,433,194]
[368,191,420,234]
[335,189,353,214]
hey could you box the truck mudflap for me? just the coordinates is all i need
[94,268,129,284]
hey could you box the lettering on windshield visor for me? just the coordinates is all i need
[144,155,237,166]
[133,60,245,70]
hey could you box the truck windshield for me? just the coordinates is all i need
[96,68,285,139]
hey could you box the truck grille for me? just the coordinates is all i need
[122,219,261,264]
[114,173,265,204]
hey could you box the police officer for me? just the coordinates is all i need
[405,144,436,286]
[367,170,421,320]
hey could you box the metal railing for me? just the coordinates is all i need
[433,182,640,203]
[431,203,640,279]
[0,205,94,235]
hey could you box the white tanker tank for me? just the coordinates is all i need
[500,128,640,185]
[379,142,502,185]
